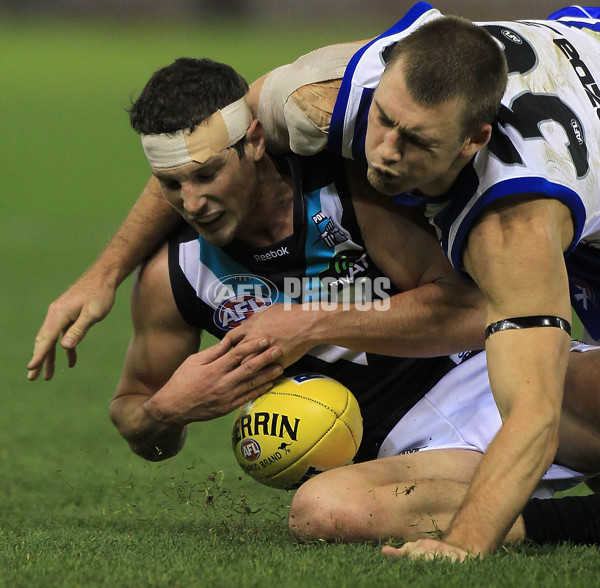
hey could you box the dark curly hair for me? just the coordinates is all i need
[129,57,250,156]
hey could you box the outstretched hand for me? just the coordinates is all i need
[27,273,116,381]
[382,539,475,563]
[144,338,284,424]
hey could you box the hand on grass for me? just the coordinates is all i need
[382,539,475,563]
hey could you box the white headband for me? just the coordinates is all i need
[140,96,253,169]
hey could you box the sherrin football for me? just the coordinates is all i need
[232,374,363,489]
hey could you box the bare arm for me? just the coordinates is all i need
[395,196,574,559]
[109,243,283,461]
[29,36,367,382]
[324,163,486,355]
[30,47,333,382]
[225,162,485,364]
[28,177,180,381]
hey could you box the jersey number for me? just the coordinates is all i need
[484,24,589,178]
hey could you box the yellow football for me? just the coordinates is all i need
[232,374,363,489]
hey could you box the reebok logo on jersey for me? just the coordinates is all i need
[253,246,289,262]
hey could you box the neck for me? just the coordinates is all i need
[420,153,472,197]
[236,157,294,248]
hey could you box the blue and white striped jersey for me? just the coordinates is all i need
[328,3,600,337]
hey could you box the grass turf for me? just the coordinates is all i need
[0,12,595,588]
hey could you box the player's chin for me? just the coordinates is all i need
[197,222,235,247]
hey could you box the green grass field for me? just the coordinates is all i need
[0,12,597,588]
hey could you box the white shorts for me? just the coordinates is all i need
[378,342,599,498]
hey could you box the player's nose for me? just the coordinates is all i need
[380,130,403,163]
[181,183,208,215]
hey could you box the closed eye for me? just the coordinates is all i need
[159,179,181,191]
[194,172,216,183]
[377,112,395,127]
[405,135,434,152]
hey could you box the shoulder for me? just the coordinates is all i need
[256,41,360,155]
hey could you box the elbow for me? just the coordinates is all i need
[129,436,186,462]
[109,397,135,442]
[109,397,186,462]
[124,427,187,463]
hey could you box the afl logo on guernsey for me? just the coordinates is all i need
[209,274,277,331]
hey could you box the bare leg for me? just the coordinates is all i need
[289,449,525,544]
[288,349,600,545]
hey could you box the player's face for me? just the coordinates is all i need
[153,147,258,247]
[364,62,470,198]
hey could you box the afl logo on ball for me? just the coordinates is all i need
[241,438,262,462]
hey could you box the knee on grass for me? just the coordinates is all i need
[288,473,361,542]
[288,471,467,543]
[288,471,411,543]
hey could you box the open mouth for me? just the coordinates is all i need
[193,212,224,227]
[195,212,221,224]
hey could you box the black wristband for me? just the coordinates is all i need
[485,315,571,340]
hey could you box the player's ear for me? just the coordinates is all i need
[461,124,492,158]
[246,119,266,160]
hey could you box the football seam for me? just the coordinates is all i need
[341,410,360,451]
[263,391,357,480]
[268,390,349,415]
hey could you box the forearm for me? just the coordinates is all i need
[109,393,187,462]
[255,42,359,155]
[445,404,560,554]
[301,282,486,357]
[445,327,570,554]
[88,177,179,287]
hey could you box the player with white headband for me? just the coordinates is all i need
[123,56,600,559]
[140,97,253,170]
[29,7,600,560]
